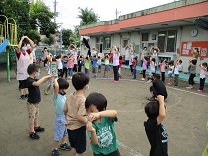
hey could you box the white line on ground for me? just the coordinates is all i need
[118,140,143,156]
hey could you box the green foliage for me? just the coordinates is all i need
[27,29,41,44]
[77,7,99,26]
[42,34,54,46]
[62,29,73,46]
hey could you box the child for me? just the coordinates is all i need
[174,59,182,87]
[186,58,197,89]
[97,56,102,73]
[167,61,174,85]
[144,95,168,156]
[85,92,121,156]
[197,62,207,92]
[45,57,58,95]
[112,46,120,82]
[52,78,71,156]
[141,55,148,81]
[84,55,91,75]
[67,54,74,79]
[63,72,90,156]
[27,63,53,140]
[92,55,98,78]
[78,55,84,72]
[118,55,123,78]
[104,54,110,78]
[148,57,156,82]
[160,59,167,82]
[132,57,137,79]
[62,55,68,79]
[57,54,63,78]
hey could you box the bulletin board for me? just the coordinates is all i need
[180,41,208,58]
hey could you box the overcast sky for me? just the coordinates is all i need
[42,0,178,30]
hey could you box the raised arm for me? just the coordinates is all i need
[53,78,59,97]
[89,110,117,121]
[156,95,166,125]
[25,36,34,51]
[32,74,53,86]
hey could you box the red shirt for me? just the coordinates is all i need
[119,60,122,68]
[132,60,136,69]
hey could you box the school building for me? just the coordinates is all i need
[79,0,208,73]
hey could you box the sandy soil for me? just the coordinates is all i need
[0,65,207,156]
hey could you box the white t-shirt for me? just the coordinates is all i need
[174,64,181,74]
[200,69,206,79]
[125,48,130,60]
[97,59,101,65]
[58,59,63,69]
[150,61,155,72]
[168,65,174,74]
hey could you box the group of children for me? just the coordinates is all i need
[26,62,121,156]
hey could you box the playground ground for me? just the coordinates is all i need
[0,64,207,156]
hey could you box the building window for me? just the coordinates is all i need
[96,37,103,53]
[142,33,149,41]
[158,31,167,52]
[157,30,177,52]
[103,37,111,50]
[123,39,129,48]
[166,30,177,52]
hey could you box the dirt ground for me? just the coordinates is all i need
[0,64,207,156]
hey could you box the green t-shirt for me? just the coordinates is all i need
[88,117,119,155]
[84,60,90,69]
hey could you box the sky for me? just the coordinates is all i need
[42,0,178,30]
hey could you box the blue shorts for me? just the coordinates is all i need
[54,115,67,141]
[105,65,110,71]
[168,73,172,78]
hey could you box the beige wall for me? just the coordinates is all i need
[180,26,208,73]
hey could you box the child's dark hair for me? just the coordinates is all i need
[98,56,100,59]
[145,101,159,119]
[85,92,107,111]
[179,60,182,64]
[27,63,40,75]
[152,58,155,62]
[168,60,174,65]
[57,78,69,90]
[63,55,68,59]
[52,58,57,62]
[119,56,122,60]
[72,72,90,91]
[192,59,197,65]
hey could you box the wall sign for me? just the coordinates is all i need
[180,41,208,58]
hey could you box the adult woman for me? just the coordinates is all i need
[16,36,34,99]
[112,46,120,82]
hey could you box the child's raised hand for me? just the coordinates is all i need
[86,121,96,133]
[89,112,100,122]
[48,73,54,78]
[156,95,164,102]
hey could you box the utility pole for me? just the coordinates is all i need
[115,8,121,20]
[54,0,57,55]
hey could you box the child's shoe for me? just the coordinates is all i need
[34,126,45,132]
[52,149,60,156]
[19,95,25,100]
[30,132,39,140]
[197,89,202,92]
[60,143,71,151]
[141,78,145,81]
[44,90,49,95]
[24,94,29,99]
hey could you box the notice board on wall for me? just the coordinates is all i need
[180,41,208,58]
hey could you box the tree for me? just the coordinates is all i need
[27,29,41,44]
[62,29,73,46]
[77,7,99,26]
[42,34,54,46]
[30,0,57,37]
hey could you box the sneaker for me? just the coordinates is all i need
[141,78,145,81]
[174,85,178,87]
[60,143,71,151]
[30,132,40,140]
[186,86,193,89]
[24,94,29,99]
[112,80,119,82]
[34,126,45,132]
[197,90,202,92]
[19,95,25,100]
[105,76,109,78]
[52,149,60,156]
[44,90,49,95]
[147,97,157,101]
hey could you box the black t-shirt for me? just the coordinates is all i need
[153,79,168,99]
[27,77,41,103]
[144,119,168,156]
